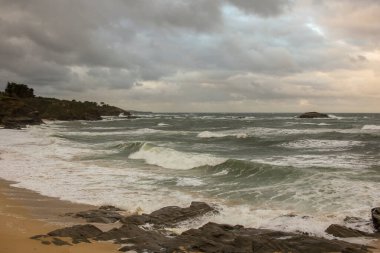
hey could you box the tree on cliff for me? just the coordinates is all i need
[5,82,35,98]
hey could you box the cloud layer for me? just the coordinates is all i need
[0,0,379,112]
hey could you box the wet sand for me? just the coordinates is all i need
[0,179,119,253]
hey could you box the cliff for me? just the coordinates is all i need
[0,82,131,128]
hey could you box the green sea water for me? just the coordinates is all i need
[0,113,379,236]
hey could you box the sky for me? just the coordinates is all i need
[0,0,379,113]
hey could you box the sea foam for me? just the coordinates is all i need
[279,139,363,151]
[362,125,380,130]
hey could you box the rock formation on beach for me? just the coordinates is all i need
[32,202,379,253]
[299,112,329,118]
[0,82,132,129]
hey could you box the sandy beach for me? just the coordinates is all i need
[0,179,119,253]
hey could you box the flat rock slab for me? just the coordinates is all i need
[325,224,372,238]
[121,201,217,227]
[65,205,125,224]
[48,224,103,244]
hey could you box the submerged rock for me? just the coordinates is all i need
[299,112,329,118]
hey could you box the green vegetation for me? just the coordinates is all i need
[5,82,35,98]
[0,82,131,128]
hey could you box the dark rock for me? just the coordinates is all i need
[172,222,370,253]
[33,203,372,253]
[299,112,329,118]
[30,234,47,240]
[31,234,71,246]
[99,222,372,253]
[99,205,124,211]
[47,224,103,244]
[51,237,72,246]
[2,116,42,129]
[66,207,124,224]
[372,207,380,231]
[97,223,170,252]
[121,201,217,227]
[325,224,370,238]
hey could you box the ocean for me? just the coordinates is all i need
[0,113,379,237]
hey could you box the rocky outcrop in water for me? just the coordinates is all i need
[299,112,329,118]
[32,202,375,253]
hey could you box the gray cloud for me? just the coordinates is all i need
[0,0,378,112]
[226,0,292,16]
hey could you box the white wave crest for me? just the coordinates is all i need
[129,143,226,170]
[328,114,343,120]
[280,139,363,151]
[176,177,205,186]
[197,127,348,139]
[362,125,380,130]
[157,123,170,126]
[252,154,370,169]
[197,130,247,139]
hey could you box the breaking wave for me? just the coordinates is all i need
[129,143,226,170]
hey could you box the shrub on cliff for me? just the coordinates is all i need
[5,82,35,98]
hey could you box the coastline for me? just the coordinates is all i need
[0,178,119,253]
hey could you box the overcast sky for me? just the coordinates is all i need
[0,0,379,112]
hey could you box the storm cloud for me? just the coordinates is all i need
[0,0,379,112]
